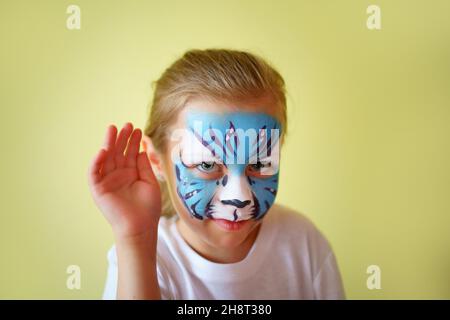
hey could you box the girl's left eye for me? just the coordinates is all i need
[249,161,271,171]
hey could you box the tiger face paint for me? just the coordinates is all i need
[171,112,281,222]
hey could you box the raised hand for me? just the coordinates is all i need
[88,123,162,239]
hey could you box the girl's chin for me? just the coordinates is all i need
[202,218,256,247]
[206,234,249,250]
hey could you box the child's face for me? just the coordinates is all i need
[160,96,282,248]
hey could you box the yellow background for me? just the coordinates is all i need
[1,0,449,299]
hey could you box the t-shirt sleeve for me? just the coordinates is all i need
[102,245,118,300]
[156,254,175,300]
[312,250,346,300]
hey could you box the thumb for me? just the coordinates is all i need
[137,151,159,185]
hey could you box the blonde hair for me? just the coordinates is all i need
[143,48,287,217]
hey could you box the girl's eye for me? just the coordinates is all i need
[249,161,271,171]
[197,161,218,173]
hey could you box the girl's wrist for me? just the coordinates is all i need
[113,224,159,248]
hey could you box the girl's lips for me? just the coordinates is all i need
[212,218,250,232]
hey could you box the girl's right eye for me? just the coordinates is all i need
[196,161,219,173]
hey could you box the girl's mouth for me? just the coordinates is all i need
[211,218,250,232]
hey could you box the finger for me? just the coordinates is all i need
[88,148,108,186]
[137,151,158,185]
[115,122,133,168]
[103,124,117,150]
[125,128,142,168]
[103,125,118,175]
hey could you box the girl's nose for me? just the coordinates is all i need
[218,173,253,204]
[220,199,251,208]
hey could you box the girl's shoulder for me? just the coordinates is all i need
[268,203,333,252]
[269,203,323,233]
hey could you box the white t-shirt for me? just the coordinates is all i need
[102,204,345,299]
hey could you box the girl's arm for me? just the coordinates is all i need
[115,229,160,299]
[88,123,162,299]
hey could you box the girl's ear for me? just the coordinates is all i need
[141,135,166,181]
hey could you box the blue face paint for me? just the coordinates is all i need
[173,112,281,222]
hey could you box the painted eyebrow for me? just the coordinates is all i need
[179,148,223,166]
[185,128,229,166]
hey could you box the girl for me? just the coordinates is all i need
[88,49,345,299]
